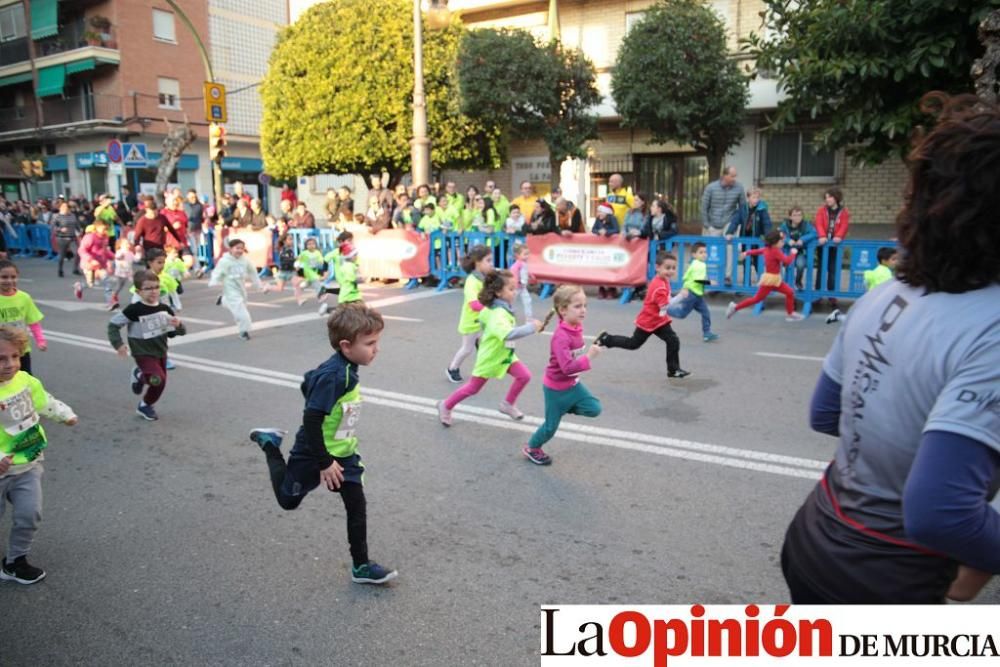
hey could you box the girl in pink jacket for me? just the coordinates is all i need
[74,219,115,300]
[522,284,604,466]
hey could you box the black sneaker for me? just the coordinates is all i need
[668,369,691,379]
[593,331,609,347]
[130,367,143,395]
[215,295,223,306]
[446,367,462,383]
[0,556,46,585]
[239,332,251,341]
[351,561,398,585]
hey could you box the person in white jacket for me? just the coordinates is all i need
[208,238,270,340]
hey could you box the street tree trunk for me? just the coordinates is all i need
[156,118,197,204]
[549,151,562,192]
[973,8,1000,104]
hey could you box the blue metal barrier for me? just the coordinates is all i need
[648,235,897,317]
[429,231,524,292]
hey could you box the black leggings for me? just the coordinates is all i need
[19,353,31,375]
[57,238,79,275]
[265,449,368,567]
[602,324,680,374]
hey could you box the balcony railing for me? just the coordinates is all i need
[0,94,123,133]
[0,38,30,67]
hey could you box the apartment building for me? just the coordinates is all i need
[443,0,907,226]
[0,0,286,205]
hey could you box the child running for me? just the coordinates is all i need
[248,303,397,585]
[594,251,690,379]
[274,234,296,292]
[509,243,533,322]
[726,230,804,322]
[294,237,327,305]
[826,246,898,324]
[73,218,114,301]
[319,241,362,317]
[0,326,77,585]
[667,242,719,342]
[445,245,493,384]
[107,237,137,311]
[209,238,270,341]
[522,285,603,466]
[108,270,187,421]
[0,260,46,375]
[315,231,351,305]
[437,270,541,426]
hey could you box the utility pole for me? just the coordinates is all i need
[410,0,430,188]
[164,0,224,210]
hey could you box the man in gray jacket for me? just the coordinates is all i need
[701,166,746,236]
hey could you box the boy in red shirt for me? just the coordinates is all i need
[594,251,689,378]
[726,230,804,321]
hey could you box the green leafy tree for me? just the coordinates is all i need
[458,29,600,188]
[745,0,1000,165]
[611,0,749,180]
[261,0,503,183]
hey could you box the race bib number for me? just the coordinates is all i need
[138,311,174,339]
[335,401,361,440]
[10,424,46,462]
[0,387,39,435]
[505,339,516,350]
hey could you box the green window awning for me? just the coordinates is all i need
[0,72,33,88]
[36,64,65,97]
[30,0,59,40]
[65,58,95,75]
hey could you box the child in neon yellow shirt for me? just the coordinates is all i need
[0,325,77,585]
[445,245,493,384]
[437,270,542,426]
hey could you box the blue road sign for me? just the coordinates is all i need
[122,142,148,167]
[107,140,123,164]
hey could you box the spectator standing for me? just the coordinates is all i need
[522,199,556,235]
[604,173,634,223]
[510,181,537,217]
[700,166,746,237]
[623,193,649,240]
[183,189,205,252]
[641,198,679,242]
[293,202,316,230]
[279,184,298,210]
[248,198,269,231]
[814,188,850,306]
[592,204,621,299]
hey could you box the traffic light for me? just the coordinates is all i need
[31,160,44,178]
[20,160,31,177]
[209,122,227,162]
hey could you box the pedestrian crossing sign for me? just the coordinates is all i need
[122,142,148,167]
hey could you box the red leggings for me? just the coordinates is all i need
[134,355,167,405]
[735,283,796,315]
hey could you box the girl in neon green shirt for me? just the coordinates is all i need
[445,245,493,384]
[437,269,542,426]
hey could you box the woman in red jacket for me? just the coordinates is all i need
[814,188,850,306]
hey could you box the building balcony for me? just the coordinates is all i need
[0,93,123,135]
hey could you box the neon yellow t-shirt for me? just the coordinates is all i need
[0,371,49,465]
[458,273,484,335]
[0,290,43,352]
[864,264,893,291]
[472,304,517,379]
[682,258,708,297]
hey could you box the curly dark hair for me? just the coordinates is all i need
[895,93,1000,293]
[460,244,492,273]
[478,269,514,307]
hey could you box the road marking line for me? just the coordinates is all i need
[176,316,226,326]
[36,299,109,312]
[245,302,283,308]
[542,331,596,341]
[166,288,449,346]
[45,330,827,480]
[755,352,824,362]
[382,315,423,322]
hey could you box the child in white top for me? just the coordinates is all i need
[504,205,525,235]
[108,237,136,311]
[208,238,270,341]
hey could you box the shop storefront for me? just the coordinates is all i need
[75,151,109,198]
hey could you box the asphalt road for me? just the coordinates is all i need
[2,257,996,666]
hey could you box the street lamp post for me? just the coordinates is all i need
[410,0,431,188]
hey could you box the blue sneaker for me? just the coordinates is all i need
[130,367,143,395]
[249,428,287,452]
[165,358,176,370]
[351,561,398,585]
[703,332,720,342]
[136,403,158,421]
